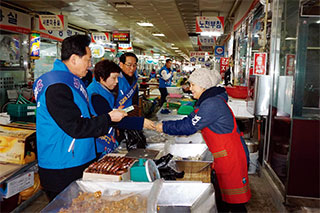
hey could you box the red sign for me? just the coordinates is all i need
[220,57,229,79]
[112,31,130,43]
[253,53,267,75]
[285,54,295,76]
[39,15,65,31]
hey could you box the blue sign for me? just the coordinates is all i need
[214,46,224,58]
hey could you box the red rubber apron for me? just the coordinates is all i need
[195,100,251,204]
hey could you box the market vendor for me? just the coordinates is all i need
[117,52,139,110]
[87,59,155,156]
[155,68,251,212]
[33,35,127,201]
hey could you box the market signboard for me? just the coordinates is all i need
[214,46,224,58]
[34,17,85,41]
[198,46,213,53]
[0,6,31,34]
[196,16,224,34]
[190,51,207,64]
[197,36,215,46]
[118,42,133,52]
[285,54,295,76]
[112,31,130,43]
[220,57,229,78]
[253,53,267,75]
[91,32,110,44]
[39,15,66,31]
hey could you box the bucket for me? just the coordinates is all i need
[248,151,259,174]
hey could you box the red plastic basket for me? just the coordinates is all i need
[225,86,248,99]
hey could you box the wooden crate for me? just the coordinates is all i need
[175,161,211,183]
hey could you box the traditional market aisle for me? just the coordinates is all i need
[19,169,288,213]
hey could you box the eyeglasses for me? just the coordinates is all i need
[124,63,137,68]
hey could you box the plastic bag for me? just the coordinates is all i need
[117,129,147,151]
[154,154,184,180]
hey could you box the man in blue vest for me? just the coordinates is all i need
[117,52,139,112]
[33,35,127,201]
[159,59,173,106]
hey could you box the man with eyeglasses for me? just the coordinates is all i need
[117,52,139,110]
[159,59,173,106]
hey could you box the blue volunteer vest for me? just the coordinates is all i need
[33,60,96,169]
[159,66,172,88]
[116,72,138,108]
[87,78,118,155]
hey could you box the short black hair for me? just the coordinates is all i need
[119,52,138,64]
[166,59,172,63]
[61,35,91,61]
[94,59,121,82]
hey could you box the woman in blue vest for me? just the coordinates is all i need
[87,60,155,156]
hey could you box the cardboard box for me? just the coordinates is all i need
[82,154,136,182]
[2,171,34,199]
[0,125,36,164]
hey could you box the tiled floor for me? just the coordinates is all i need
[18,168,294,213]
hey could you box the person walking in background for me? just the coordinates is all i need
[149,68,156,79]
[159,59,173,106]
[33,35,127,201]
[156,68,250,212]
[87,59,155,156]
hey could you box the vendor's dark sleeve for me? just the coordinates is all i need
[117,116,144,130]
[46,84,111,138]
[132,88,139,105]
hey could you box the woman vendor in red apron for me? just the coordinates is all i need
[156,68,251,212]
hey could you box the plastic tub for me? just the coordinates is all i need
[225,86,248,99]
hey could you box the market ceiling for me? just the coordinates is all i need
[3,0,240,60]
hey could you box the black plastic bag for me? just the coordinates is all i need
[117,129,147,151]
[154,154,184,180]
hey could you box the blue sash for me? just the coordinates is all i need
[116,77,138,108]
[33,71,89,105]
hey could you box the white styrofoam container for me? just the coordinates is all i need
[3,171,34,198]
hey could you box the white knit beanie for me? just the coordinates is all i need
[188,68,221,89]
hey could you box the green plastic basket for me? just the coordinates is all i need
[177,105,194,115]
[7,103,36,118]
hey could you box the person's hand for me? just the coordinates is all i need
[143,119,155,130]
[155,122,163,133]
[108,109,127,122]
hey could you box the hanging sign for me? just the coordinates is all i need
[118,42,133,52]
[220,57,229,78]
[34,17,84,41]
[198,46,213,52]
[90,44,105,58]
[197,36,215,46]
[214,46,225,58]
[196,16,224,34]
[190,51,206,64]
[30,32,40,59]
[253,53,267,75]
[0,6,31,34]
[39,15,66,31]
[112,31,130,43]
[285,54,295,76]
[91,32,110,44]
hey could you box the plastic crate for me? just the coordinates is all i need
[7,103,36,118]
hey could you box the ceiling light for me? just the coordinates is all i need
[171,47,179,49]
[175,50,181,52]
[285,37,297,40]
[316,20,320,24]
[152,33,165,37]
[200,31,222,37]
[137,22,154,27]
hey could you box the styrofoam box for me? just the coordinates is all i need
[175,132,204,144]
[4,171,34,199]
[167,87,182,94]
[82,154,136,182]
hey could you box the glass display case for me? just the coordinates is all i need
[266,0,319,203]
